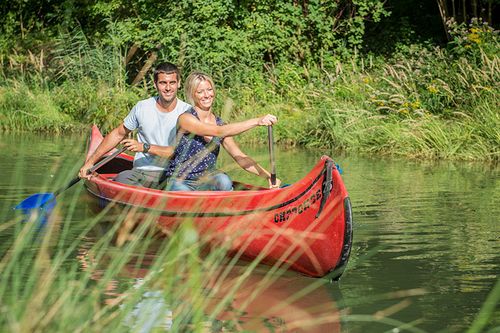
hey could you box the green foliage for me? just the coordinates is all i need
[0,1,498,160]
[0,25,144,133]
[0,83,73,132]
[88,0,388,79]
[50,27,128,87]
[52,79,141,130]
[447,17,500,60]
[364,29,499,118]
[0,0,96,52]
[362,0,446,55]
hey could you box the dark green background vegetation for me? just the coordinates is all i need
[0,0,498,161]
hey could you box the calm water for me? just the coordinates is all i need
[1,131,499,332]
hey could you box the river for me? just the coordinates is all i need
[1,130,498,332]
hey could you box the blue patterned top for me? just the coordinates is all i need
[164,107,225,180]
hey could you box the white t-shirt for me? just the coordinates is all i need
[124,97,191,171]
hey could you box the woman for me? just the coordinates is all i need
[164,71,280,191]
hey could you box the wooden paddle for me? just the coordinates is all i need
[267,126,277,186]
[15,146,127,212]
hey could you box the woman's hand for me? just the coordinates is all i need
[268,177,281,189]
[257,114,278,126]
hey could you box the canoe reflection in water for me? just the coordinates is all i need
[77,240,343,332]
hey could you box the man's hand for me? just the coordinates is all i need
[78,162,94,180]
[121,138,145,152]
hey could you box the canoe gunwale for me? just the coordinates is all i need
[85,159,331,217]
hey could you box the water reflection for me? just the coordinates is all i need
[77,233,343,332]
[340,157,500,332]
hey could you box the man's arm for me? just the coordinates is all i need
[78,124,130,178]
[119,139,174,158]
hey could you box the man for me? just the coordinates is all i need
[78,62,191,188]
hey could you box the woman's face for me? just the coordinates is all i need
[193,80,215,111]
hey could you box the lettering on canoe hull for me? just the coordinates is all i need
[274,189,322,223]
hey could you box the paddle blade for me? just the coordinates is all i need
[14,193,56,212]
[14,193,56,225]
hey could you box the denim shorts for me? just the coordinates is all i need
[164,172,233,191]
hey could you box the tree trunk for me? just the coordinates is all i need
[488,0,493,25]
[131,51,157,86]
[472,0,478,18]
[125,44,139,66]
[462,0,467,23]
[436,0,451,40]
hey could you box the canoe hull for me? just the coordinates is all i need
[84,125,353,278]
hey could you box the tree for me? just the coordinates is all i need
[436,0,498,40]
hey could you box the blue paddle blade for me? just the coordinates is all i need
[14,193,56,212]
[14,193,56,225]
[335,163,343,174]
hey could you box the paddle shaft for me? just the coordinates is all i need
[267,126,276,186]
[53,147,127,197]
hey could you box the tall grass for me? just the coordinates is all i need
[1,26,498,160]
[214,35,498,162]
[2,153,348,332]
[3,181,497,332]
[2,201,350,331]
[0,27,143,133]
[0,83,74,133]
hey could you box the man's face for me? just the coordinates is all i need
[154,72,180,104]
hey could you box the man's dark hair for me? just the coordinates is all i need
[154,62,180,82]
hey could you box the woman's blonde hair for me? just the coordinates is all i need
[184,71,216,106]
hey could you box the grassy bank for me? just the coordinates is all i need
[0,25,498,161]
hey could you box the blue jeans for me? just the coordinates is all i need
[167,172,233,191]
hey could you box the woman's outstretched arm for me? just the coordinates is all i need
[178,113,277,138]
[222,137,281,188]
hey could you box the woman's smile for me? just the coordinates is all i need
[195,81,214,110]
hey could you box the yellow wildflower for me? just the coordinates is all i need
[427,85,438,94]
[468,33,481,44]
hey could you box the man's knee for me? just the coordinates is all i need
[114,169,148,187]
[114,170,138,185]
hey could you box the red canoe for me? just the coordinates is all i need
[84,125,353,279]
